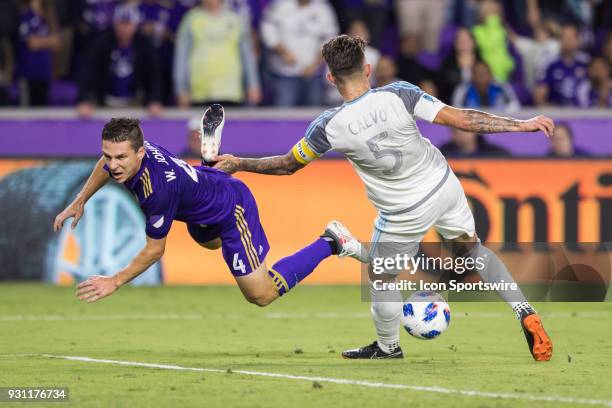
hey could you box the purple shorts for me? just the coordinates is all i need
[187,182,270,276]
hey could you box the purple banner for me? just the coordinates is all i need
[0,118,610,157]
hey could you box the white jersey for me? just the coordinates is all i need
[292,81,449,219]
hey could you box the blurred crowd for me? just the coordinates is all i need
[0,0,611,116]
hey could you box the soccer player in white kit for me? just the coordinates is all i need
[214,35,553,361]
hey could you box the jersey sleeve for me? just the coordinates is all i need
[141,173,179,239]
[291,113,333,164]
[389,81,445,123]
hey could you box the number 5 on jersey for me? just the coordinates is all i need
[366,131,403,175]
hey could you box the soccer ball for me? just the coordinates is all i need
[401,291,451,340]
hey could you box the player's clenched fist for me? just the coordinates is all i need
[76,275,120,303]
[213,154,241,174]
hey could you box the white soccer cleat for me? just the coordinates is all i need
[200,104,225,164]
[323,220,370,263]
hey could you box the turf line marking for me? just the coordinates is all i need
[1,311,608,322]
[39,354,612,407]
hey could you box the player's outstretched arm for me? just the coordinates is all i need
[76,236,166,303]
[433,105,554,137]
[53,157,111,232]
[213,150,306,175]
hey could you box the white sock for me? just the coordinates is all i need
[370,281,402,353]
[469,244,529,306]
[512,301,536,319]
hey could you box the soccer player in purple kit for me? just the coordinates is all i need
[53,106,368,305]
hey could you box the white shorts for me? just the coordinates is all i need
[371,169,475,258]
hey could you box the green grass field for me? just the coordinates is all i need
[1,283,611,407]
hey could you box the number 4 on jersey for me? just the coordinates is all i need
[232,253,246,274]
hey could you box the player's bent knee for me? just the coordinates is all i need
[371,301,401,320]
[245,290,277,307]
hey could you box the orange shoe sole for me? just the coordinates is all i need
[523,314,553,361]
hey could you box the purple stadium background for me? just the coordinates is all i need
[1,116,611,157]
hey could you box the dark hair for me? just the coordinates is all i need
[322,35,366,81]
[102,118,144,151]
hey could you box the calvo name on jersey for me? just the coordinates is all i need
[348,109,388,135]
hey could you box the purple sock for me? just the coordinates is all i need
[268,238,333,295]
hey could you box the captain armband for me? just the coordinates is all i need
[291,138,320,164]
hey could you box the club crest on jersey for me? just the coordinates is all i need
[150,215,164,229]
[348,109,388,135]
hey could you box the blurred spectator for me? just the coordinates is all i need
[440,128,511,157]
[138,0,174,105]
[374,56,399,87]
[395,34,433,87]
[395,0,449,53]
[419,79,438,98]
[601,33,612,71]
[76,0,119,34]
[450,0,479,27]
[174,0,261,107]
[348,20,381,81]
[180,116,202,159]
[548,123,590,157]
[534,23,590,106]
[16,0,62,106]
[338,0,389,49]
[472,0,514,83]
[0,0,19,105]
[77,4,162,117]
[326,20,379,105]
[508,20,560,91]
[261,0,338,107]
[452,60,520,111]
[577,57,612,108]
[437,27,481,104]
[531,0,591,26]
[73,0,120,74]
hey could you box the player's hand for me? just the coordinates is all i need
[76,275,120,303]
[212,154,240,174]
[246,87,262,105]
[302,63,319,78]
[147,101,163,117]
[280,50,296,65]
[519,116,554,137]
[177,92,190,109]
[53,199,85,232]
[76,102,94,118]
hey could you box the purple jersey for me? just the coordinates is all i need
[17,10,52,82]
[104,140,270,275]
[538,55,590,106]
[111,141,240,239]
[577,80,612,108]
[109,47,135,99]
[82,0,119,32]
[138,1,172,47]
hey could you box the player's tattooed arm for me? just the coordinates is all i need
[53,157,110,231]
[214,151,306,175]
[434,106,554,137]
